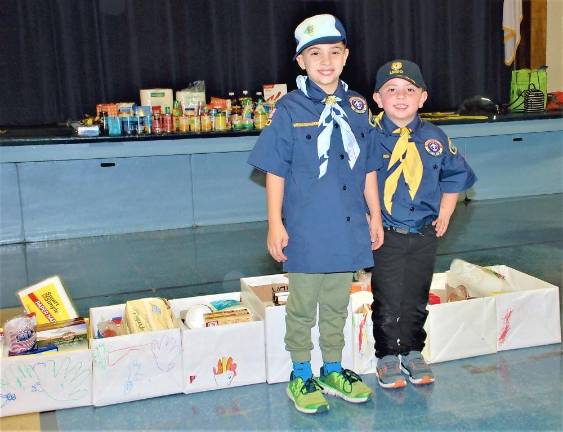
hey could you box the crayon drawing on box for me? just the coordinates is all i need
[1,357,90,403]
[498,307,513,346]
[93,334,181,396]
[213,356,237,387]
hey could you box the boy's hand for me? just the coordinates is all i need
[433,192,459,237]
[432,213,451,237]
[369,216,384,250]
[267,221,289,262]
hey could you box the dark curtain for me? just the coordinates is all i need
[0,0,510,126]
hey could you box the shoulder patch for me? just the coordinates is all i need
[448,138,458,155]
[349,96,367,114]
[266,108,276,127]
[424,139,444,157]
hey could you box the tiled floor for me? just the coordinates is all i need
[1,193,562,431]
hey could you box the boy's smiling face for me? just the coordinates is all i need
[373,77,428,127]
[296,42,349,95]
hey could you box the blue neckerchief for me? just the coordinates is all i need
[296,75,360,178]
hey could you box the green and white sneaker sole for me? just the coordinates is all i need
[316,381,371,403]
[286,387,329,414]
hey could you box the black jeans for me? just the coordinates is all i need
[371,226,438,357]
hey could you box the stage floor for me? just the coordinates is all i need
[1,193,561,431]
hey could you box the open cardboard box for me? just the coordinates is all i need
[168,292,266,394]
[0,341,92,417]
[89,303,183,406]
[424,266,561,363]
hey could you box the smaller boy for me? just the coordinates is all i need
[369,60,476,388]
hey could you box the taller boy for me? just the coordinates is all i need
[248,14,383,414]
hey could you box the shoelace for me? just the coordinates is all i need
[405,355,429,372]
[380,358,401,375]
[337,369,363,394]
[301,377,321,395]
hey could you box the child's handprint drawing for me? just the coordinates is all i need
[213,356,237,387]
[32,358,90,401]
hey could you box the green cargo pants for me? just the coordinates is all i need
[284,272,352,363]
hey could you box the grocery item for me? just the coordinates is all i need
[181,304,213,329]
[272,283,289,306]
[123,298,176,333]
[17,276,78,325]
[36,317,88,350]
[447,259,512,298]
[204,308,252,327]
[4,314,37,355]
[140,88,173,113]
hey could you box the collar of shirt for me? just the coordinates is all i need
[301,77,348,103]
[379,113,423,136]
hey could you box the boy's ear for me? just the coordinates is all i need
[295,54,306,71]
[373,92,383,108]
[418,90,429,108]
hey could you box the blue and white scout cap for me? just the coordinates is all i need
[294,14,347,60]
[374,59,427,91]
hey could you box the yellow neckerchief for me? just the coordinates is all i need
[373,112,423,214]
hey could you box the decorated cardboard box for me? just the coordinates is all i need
[349,282,377,374]
[423,266,561,363]
[169,292,266,394]
[423,272,498,363]
[240,274,353,384]
[489,265,561,351]
[89,303,183,406]
[0,346,92,417]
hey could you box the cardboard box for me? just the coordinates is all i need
[139,88,173,112]
[349,287,377,374]
[423,273,498,363]
[241,274,353,384]
[423,266,561,363]
[262,84,287,104]
[0,347,92,417]
[169,292,266,393]
[489,265,561,351]
[89,303,183,406]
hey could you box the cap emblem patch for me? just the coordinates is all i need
[391,61,403,74]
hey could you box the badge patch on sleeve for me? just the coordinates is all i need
[424,139,444,156]
[266,108,276,127]
[448,138,458,155]
[349,96,367,114]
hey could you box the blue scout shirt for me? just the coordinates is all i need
[371,113,476,230]
[248,79,379,273]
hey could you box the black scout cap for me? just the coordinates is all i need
[374,59,427,92]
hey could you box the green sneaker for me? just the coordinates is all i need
[286,373,330,414]
[316,368,373,403]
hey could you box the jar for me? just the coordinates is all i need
[200,114,212,132]
[214,112,227,131]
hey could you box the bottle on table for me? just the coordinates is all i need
[172,100,182,132]
[254,96,268,130]
[240,90,254,130]
[226,91,236,129]
[153,106,162,134]
[163,106,173,133]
